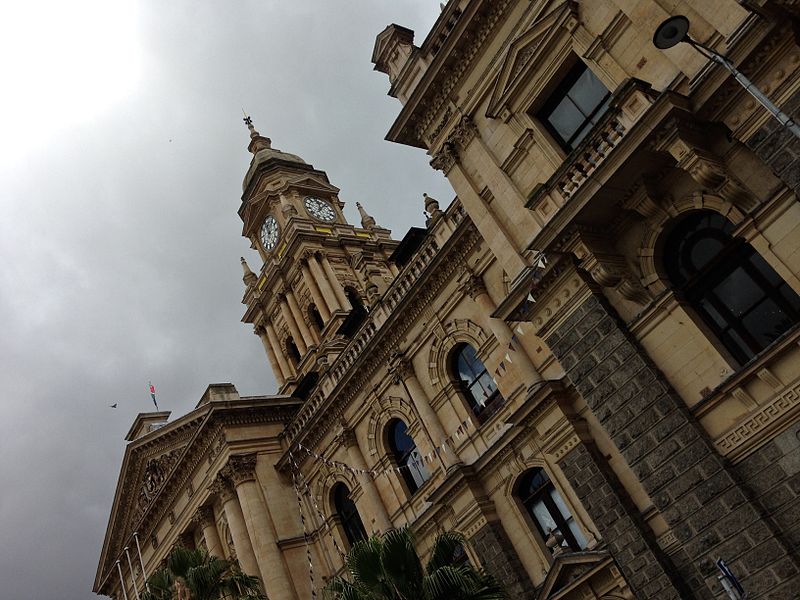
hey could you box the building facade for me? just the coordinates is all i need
[95,1,800,599]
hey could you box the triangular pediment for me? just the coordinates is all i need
[536,551,612,599]
[282,174,340,197]
[97,411,207,586]
[487,0,578,118]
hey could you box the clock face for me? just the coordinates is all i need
[260,216,280,252]
[304,196,336,222]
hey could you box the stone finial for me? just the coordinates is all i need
[546,529,569,557]
[242,114,272,154]
[241,257,257,287]
[423,193,443,226]
[356,202,377,230]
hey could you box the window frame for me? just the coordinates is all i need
[662,211,800,367]
[331,483,367,547]
[516,468,586,553]
[386,418,429,496]
[535,60,611,152]
[449,343,504,422]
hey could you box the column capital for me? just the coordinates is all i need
[227,454,258,485]
[388,352,415,383]
[459,270,488,301]
[337,426,359,449]
[192,505,216,529]
[430,142,458,174]
[208,472,236,503]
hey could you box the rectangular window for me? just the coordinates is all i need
[536,61,611,152]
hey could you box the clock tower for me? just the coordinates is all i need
[238,118,399,395]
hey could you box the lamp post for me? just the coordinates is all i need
[653,15,800,140]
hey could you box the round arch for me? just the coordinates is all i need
[427,319,490,391]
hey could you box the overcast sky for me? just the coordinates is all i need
[0,2,454,598]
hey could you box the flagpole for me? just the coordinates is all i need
[133,532,149,593]
[115,560,130,600]
[125,547,142,600]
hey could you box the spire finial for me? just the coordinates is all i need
[356,202,377,230]
[241,256,257,287]
[241,111,271,153]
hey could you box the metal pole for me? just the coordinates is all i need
[125,547,142,600]
[115,560,130,600]
[687,37,800,139]
[133,533,150,593]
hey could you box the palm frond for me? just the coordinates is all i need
[425,531,468,574]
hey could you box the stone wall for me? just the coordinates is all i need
[735,421,800,554]
[745,90,800,193]
[559,442,686,598]
[470,520,533,600]
[543,290,800,599]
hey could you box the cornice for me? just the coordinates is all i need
[386,0,515,148]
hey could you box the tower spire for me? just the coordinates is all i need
[242,112,272,154]
[356,202,377,230]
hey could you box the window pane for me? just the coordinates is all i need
[698,298,728,329]
[547,97,584,143]
[566,517,588,549]
[531,499,558,534]
[689,237,726,272]
[741,298,794,348]
[711,268,765,317]
[779,283,800,312]
[568,67,609,116]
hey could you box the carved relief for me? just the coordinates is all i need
[134,448,182,522]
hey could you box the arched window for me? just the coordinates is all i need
[387,419,429,494]
[309,304,325,333]
[287,336,302,366]
[450,343,502,419]
[516,468,586,552]
[332,483,367,546]
[663,211,800,366]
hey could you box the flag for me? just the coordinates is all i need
[149,381,159,410]
[527,293,536,303]
[516,324,524,335]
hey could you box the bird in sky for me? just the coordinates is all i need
[109,403,117,409]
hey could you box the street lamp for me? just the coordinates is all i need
[653,15,800,139]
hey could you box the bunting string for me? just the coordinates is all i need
[288,451,317,600]
[295,417,474,480]
[290,449,346,560]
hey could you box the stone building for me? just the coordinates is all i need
[95,1,800,599]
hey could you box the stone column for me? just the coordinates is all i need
[255,325,285,386]
[266,322,293,380]
[300,260,331,321]
[306,252,340,313]
[193,505,224,559]
[320,253,351,310]
[390,355,457,468]
[209,475,259,578]
[278,292,308,355]
[463,272,542,386]
[227,455,298,600]
[286,289,315,349]
[339,428,392,532]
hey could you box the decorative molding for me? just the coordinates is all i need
[715,377,800,460]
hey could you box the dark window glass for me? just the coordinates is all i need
[537,61,611,151]
[387,419,429,494]
[309,304,325,333]
[517,468,587,552]
[451,343,503,420]
[664,211,800,365]
[287,337,302,366]
[332,483,367,547]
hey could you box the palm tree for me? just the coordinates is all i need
[324,527,507,600]
[140,546,267,600]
